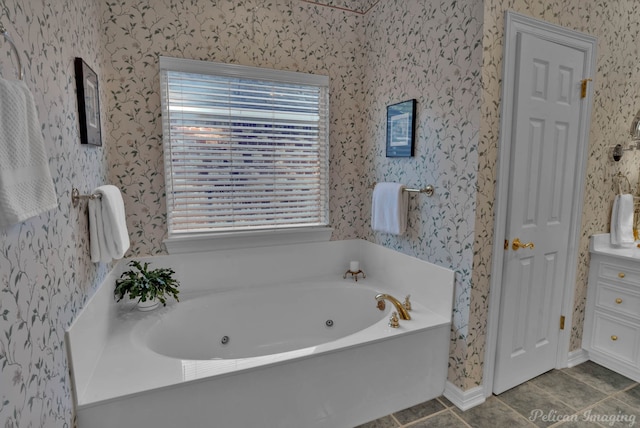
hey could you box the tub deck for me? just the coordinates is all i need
[74,278,450,407]
[66,240,455,428]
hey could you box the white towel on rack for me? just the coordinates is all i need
[371,182,408,235]
[610,194,635,246]
[88,185,130,263]
[0,77,57,226]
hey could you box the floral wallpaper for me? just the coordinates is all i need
[361,0,483,389]
[303,0,379,13]
[472,0,640,390]
[102,0,365,256]
[0,0,108,426]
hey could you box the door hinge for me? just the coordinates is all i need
[560,315,565,330]
[581,78,592,99]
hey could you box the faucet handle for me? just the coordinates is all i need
[388,311,400,328]
[403,294,412,311]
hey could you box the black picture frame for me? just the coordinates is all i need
[386,99,416,157]
[75,57,102,146]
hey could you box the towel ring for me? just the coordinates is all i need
[0,22,24,80]
[615,172,632,195]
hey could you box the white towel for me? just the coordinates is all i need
[610,194,635,246]
[371,182,408,235]
[0,78,57,226]
[610,195,620,245]
[89,185,130,263]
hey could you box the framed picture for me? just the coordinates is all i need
[75,57,102,146]
[386,99,416,157]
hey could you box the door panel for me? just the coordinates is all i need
[493,32,586,394]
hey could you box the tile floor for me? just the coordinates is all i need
[356,361,640,427]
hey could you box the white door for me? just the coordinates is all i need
[493,32,587,394]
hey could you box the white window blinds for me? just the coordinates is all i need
[159,57,329,236]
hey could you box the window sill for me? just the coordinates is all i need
[163,226,334,254]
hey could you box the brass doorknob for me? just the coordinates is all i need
[512,238,535,251]
[611,335,618,341]
[616,298,623,304]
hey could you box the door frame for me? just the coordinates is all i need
[483,11,597,397]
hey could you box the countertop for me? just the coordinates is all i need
[590,233,640,261]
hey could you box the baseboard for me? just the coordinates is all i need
[453,350,589,411]
[566,348,589,368]
[443,381,485,411]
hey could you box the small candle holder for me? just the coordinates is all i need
[343,269,366,282]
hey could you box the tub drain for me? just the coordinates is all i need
[325,320,334,327]
[221,335,230,345]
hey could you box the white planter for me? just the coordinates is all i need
[136,298,160,312]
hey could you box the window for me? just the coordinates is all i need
[159,57,330,249]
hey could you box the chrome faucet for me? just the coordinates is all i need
[375,293,411,320]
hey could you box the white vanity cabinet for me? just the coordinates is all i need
[583,234,640,381]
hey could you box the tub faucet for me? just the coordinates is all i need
[375,293,411,320]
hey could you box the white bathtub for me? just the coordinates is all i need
[143,281,389,360]
[66,240,454,428]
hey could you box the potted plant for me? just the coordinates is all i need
[114,260,180,311]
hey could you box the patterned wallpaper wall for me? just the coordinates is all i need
[361,0,483,389]
[0,0,108,426]
[102,0,365,256]
[303,0,379,13]
[471,0,640,390]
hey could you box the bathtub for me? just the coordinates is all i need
[66,240,454,428]
[143,282,391,360]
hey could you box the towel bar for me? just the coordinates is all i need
[72,188,101,207]
[403,185,435,196]
[370,183,435,196]
[0,22,24,80]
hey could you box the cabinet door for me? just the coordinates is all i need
[591,312,640,365]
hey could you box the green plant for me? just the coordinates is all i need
[114,260,180,306]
